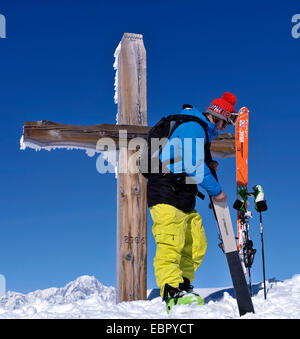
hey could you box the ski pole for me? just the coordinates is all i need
[259,211,267,300]
[253,185,268,300]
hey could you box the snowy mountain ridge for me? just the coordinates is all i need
[0,276,115,311]
[0,274,299,319]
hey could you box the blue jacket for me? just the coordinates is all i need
[160,107,222,197]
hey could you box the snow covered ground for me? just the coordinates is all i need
[0,274,299,319]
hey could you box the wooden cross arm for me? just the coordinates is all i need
[21,120,235,158]
[21,120,150,151]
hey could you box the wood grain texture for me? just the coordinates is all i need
[22,121,235,157]
[116,33,148,302]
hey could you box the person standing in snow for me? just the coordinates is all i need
[147,92,238,312]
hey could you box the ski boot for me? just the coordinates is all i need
[163,279,204,314]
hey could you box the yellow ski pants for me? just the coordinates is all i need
[150,203,207,297]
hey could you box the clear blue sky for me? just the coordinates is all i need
[0,0,299,294]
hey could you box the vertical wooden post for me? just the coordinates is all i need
[116,33,147,302]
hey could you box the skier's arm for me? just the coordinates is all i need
[160,120,223,196]
[198,162,222,197]
[186,122,223,196]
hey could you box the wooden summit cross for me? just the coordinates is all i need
[21,33,235,303]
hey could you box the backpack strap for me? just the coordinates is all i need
[165,114,210,147]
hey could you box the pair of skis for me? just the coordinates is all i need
[210,197,255,316]
[210,107,267,316]
[235,109,268,299]
[209,107,255,316]
[235,107,255,294]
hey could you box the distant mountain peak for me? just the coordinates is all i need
[0,275,116,311]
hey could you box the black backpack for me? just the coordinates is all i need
[138,114,210,179]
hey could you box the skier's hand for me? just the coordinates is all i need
[209,161,219,172]
[213,191,227,203]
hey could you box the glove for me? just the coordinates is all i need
[233,185,249,211]
[252,185,268,212]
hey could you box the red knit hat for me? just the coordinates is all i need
[206,92,238,125]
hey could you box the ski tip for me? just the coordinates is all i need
[238,107,249,114]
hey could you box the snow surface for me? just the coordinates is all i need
[0,275,299,319]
